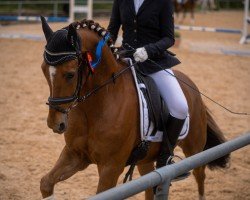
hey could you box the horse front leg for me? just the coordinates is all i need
[176,11,184,24]
[190,8,195,25]
[96,163,125,193]
[40,146,89,199]
[182,8,187,24]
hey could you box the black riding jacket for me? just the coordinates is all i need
[107,0,180,74]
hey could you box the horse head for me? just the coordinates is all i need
[40,16,115,134]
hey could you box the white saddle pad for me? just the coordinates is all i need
[124,58,189,142]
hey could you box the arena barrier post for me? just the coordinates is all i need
[240,0,250,44]
[69,0,93,22]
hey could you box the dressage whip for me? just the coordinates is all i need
[123,43,250,116]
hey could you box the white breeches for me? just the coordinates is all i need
[148,69,188,120]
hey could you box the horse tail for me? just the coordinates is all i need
[204,107,230,170]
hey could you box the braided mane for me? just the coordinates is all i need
[68,19,120,58]
[70,19,116,51]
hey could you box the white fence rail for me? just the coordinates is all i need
[88,133,250,200]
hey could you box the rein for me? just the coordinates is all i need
[123,43,250,116]
[78,63,134,102]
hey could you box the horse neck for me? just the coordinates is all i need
[80,29,120,80]
[94,46,121,81]
[79,29,129,106]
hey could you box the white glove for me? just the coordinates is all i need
[133,47,148,62]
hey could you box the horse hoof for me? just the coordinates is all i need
[42,194,55,200]
[40,176,54,198]
[199,195,206,200]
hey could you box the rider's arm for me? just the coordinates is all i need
[144,0,175,59]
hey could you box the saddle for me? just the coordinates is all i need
[136,71,169,135]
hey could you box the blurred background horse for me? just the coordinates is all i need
[173,0,197,24]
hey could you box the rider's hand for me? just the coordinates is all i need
[133,47,148,62]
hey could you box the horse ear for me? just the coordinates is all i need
[40,16,53,41]
[67,24,78,47]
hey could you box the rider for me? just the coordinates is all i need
[107,0,190,178]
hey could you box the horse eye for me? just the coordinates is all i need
[64,72,75,81]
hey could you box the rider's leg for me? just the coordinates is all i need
[148,69,189,172]
[149,68,188,142]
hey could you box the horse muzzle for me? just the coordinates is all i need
[53,122,67,134]
[47,112,68,134]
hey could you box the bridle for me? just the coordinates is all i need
[45,28,109,114]
[46,49,92,114]
[45,31,134,115]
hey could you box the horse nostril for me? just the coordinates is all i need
[59,123,66,132]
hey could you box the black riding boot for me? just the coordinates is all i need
[156,114,190,181]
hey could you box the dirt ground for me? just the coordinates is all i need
[0,11,249,200]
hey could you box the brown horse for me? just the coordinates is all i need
[40,18,229,200]
[173,0,197,24]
